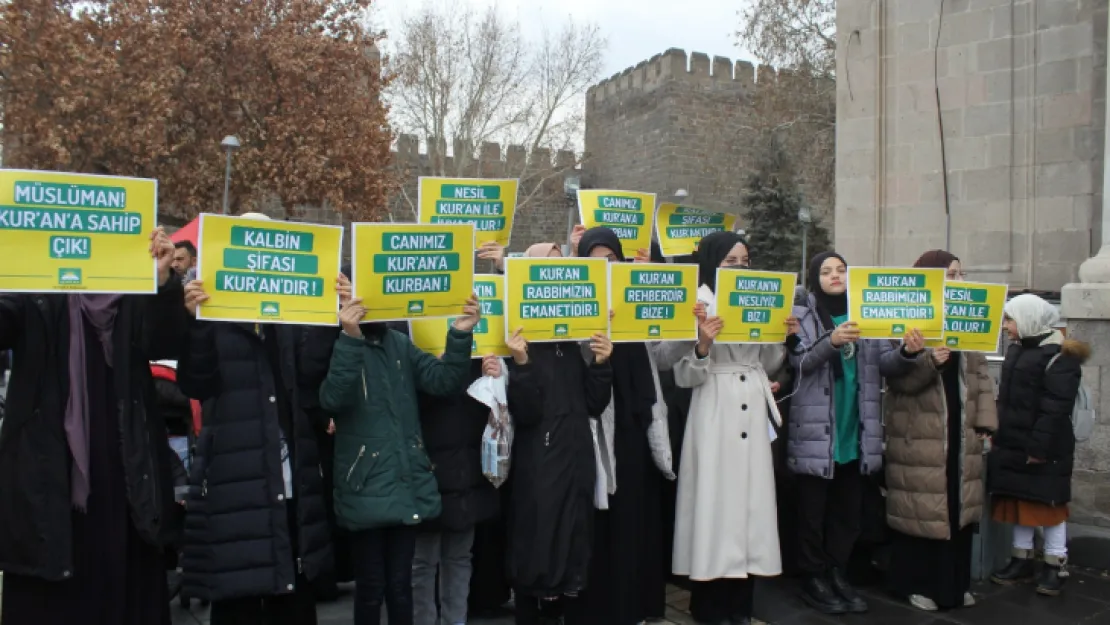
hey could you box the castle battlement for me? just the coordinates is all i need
[390,133,576,178]
[587,48,783,107]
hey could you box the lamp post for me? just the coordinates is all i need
[563,173,581,256]
[220,135,241,214]
[798,205,813,288]
[674,188,689,204]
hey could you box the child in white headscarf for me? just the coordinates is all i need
[988,294,1089,597]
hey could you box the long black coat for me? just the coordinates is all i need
[417,359,500,532]
[0,283,188,580]
[506,343,612,597]
[989,336,1088,506]
[178,321,333,602]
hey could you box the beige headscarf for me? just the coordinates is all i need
[524,242,561,258]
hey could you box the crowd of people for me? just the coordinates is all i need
[0,216,1090,625]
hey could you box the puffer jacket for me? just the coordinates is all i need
[883,351,998,539]
[989,333,1088,506]
[786,293,918,478]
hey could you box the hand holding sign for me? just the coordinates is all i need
[831,321,861,347]
[151,227,175,286]
[337,273,352,305]
[932,346,951,366]
[482,354,502,378]
[590,333,613,365]
[902,327,926,355]
[785,316,800,336]
[452,294,482,333]
[184,280,210,317]
[569,225,587,256]
[340,298,366,338]
[477,242,506,272]
[507,328,529,365]
[697,315,723,358]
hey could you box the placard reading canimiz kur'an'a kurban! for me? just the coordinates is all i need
[925,280,1008,352]
[0,169,159,294]
[196,214,344,325]
[409,274,511,358]
[352,222,475,322]
[417,177,518,248]
[576,189,656,259]
[504,257,609,343]
[609,262,698,342]
[713,269,797,344]
[654,203,737,257]
[847,267,947,340]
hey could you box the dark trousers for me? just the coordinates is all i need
[210,502,316,625]
[351,525,418,625]
[689,578,755,623]
[514,594,573,625]
[795,460,863,575]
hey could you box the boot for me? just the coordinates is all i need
[800,575,848,615]
[829,567,868,613]
[1036,555,1069,596]
[991,548,1036,585]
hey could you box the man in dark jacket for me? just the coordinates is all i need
[413,356,502,625]
[0,227,188,625]
[177,220,334,625]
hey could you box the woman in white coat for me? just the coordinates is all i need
[672,231,796,625]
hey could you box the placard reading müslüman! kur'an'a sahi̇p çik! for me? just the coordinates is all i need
[410,274,511,358]
[576,189,656,259]
[196,214,344,325]
[352,223,475,322]
[925,280,1008,352]
[504,257,609,343]
[654,203,737,258]
[417,177,518,248]
[0,169,158,294]
[847,267,947,340]
[713,269,797,344]
[609,262,698,342]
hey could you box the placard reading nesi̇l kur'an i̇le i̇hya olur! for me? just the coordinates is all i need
[925,280,1008,352]
[504,257,609,343]
[609,262,698,342]
[351,222,475,322]
[409,274,511,358]
[416,177,519,248]
[654,202,738,258]
[0,169,158,294]
[712,268,797,344]
[576,189,656,259]
[196,214,344,325]
[847,266,947,340]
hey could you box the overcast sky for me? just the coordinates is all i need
[371,0,758,79]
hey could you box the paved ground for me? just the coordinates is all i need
[169,568,1110,625]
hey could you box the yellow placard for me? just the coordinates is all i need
[655,203,737,257]
[577,189,656,258]
[410,274,511,358]
[924,281,1007,352]
[196,214,344,325]
[848,267,946,339]
[504,257,609,342]
[417,177,518,248]
[714,269,797,343]
[352,222,475,322]
[609,262,698,342]
[0,169,158,293]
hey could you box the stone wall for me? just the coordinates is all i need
[836,0,1106,291]
[583,48,835,231]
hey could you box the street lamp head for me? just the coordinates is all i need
[563,173,581,198]
[674,189,689,199]
[221,135,241,151]
[798,205,813,224]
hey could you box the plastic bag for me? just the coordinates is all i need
[468,361,513,488]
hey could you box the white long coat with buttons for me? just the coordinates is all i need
[671,341,786,580]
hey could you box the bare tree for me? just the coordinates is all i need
[386,1,606,213]
[737,0,836,76]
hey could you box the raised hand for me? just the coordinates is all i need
[903,328,925,355]
[590,332,613,364]
[477,242,506,271]
[830,320,861,347]
[150,227,175,286]
[694,301,708,324]
[507,327,529,365]
[697,315,724,357]
[184,280,209,317]
[339,297,366,338]
[569,224,587,255]
[785,316,801,336]
[452,294,482,332]
[633,248,651,263]
[482,354,502,378]
[337,273,352,305]
[932,345,951,366]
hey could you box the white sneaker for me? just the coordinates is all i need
[964,592,977,607]
[909,595,939,611]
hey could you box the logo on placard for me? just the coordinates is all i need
[408,300,425,315]
[58,268,82,286]
[749,328,762,339]
[648,325,661,337]
[892,324,906,335]
[947,336,959,346]
[260,301,281,317]
[554,324,569,337]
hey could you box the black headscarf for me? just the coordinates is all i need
[577,227,657,427]
[807,251,849,378]
[695,231,749,291]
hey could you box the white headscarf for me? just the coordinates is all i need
[1003,293,1059,339]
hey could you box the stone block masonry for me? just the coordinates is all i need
[584,48,835,234]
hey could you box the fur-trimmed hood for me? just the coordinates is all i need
[1061,338,1091,362]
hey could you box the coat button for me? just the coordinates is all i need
[413,514,420,520]
[287,583,294,591]
[277,494,285,501]
[741,432,748,439]
[740,375,747,382]
[269,396,276,403]
[741,404,748,410]
[62,570,71,578]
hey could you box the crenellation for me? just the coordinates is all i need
[735,61,755,88]
[712,56,733,80]
[757,64,777,85]
[689,52,712,77]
